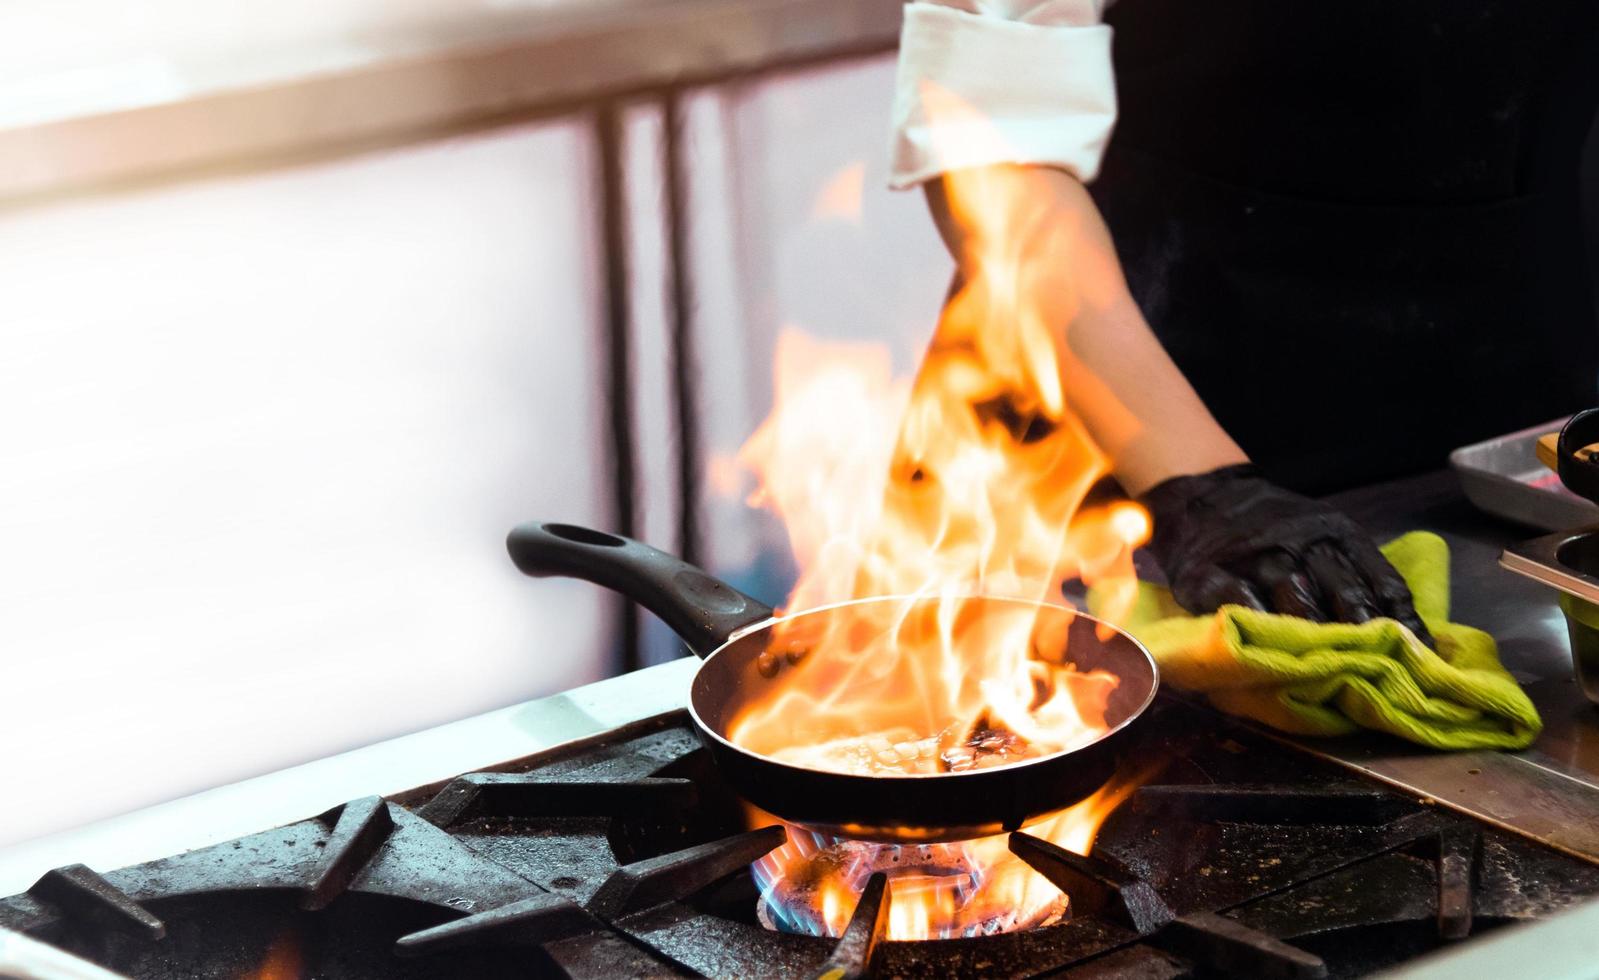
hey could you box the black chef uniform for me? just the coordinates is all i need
[1090,0,1599,494]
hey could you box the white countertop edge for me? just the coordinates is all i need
[0,656,698,898]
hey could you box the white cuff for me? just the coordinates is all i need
[889,3,1117,189]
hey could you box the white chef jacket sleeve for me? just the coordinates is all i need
[889,0,1117,189]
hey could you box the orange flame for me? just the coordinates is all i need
[752,769,1149,940]
[727,82,1151,937]
[811,161,867,224]
[240,930,304,980]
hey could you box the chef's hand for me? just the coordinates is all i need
[1139,464,1433,645]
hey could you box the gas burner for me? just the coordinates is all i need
[752,827,1067,939]
[4,702,1599,978]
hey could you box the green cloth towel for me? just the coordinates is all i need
[1088,531,1541,750]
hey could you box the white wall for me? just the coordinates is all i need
[0,121,615,845]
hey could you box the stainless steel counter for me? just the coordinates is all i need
[1298,471,1599,862]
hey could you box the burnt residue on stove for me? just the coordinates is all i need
[4,702,1599,979]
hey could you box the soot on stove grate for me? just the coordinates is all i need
[4,702,1599,979]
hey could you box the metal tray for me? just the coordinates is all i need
[1450,418,1599,531]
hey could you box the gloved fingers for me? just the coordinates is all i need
[1301,541,1383,624]
[1172,564,1268,614]
[1341,535,1435,646]
[1245,550,1329,621]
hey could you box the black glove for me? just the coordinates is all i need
[1139,464,1432,645]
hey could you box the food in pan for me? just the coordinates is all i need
[727,598,1120,777]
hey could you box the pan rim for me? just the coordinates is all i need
[685,593,1161,783]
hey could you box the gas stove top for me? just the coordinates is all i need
[6,471,1599,977]
[5,695,1598,979]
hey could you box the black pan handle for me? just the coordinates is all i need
[506,522,775,658]
[1560,409,1599,505]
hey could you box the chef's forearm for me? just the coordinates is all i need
[923,165,1247,497]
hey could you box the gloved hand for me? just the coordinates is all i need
[1139,464,1433,645]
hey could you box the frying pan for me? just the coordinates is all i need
[508,521,1159,842]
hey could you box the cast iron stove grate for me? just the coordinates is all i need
[4,702,1598,979]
